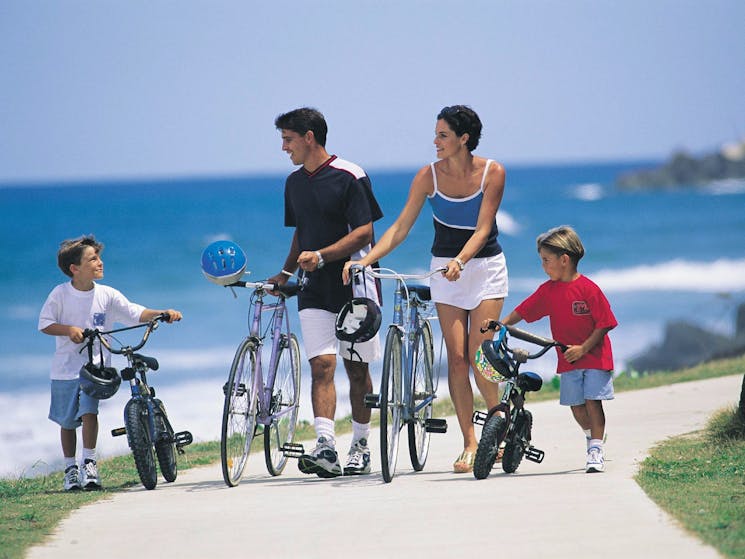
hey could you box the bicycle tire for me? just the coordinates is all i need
[408,320,434,471]
[221,338,259,487]
[502,409,533,474]
[264,333,301,476]
[473,414,508,480]
[380,327,403,483]
[125,399,158,490]
[153,398,178,483]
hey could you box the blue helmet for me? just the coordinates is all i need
[79,363,121,400]
[201,240,247,286]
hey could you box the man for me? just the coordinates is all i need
[269,107,383,478]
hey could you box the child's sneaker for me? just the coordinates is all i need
[63,465,81,491]
[585,446,605,473]
[81,458,102,489]
[298,437,342,478]
[344,438,371,475]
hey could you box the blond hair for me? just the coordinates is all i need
[536,225,585,267]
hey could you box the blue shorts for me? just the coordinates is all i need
[559,369,614,406]
[49,379,99,429]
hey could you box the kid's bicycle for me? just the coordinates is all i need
[471,321,566,479]
[202,240,303,487]
[80,314,193,490]
[350,265,448,483]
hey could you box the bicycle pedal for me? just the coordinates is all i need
[222,382,247,397]
[281,443,305,458]
[173,431,193,448]
[424,418,448,433]
[111,427,127,437]
[525,446,545,463]
[472,410,488,425]
[364,393,380,409]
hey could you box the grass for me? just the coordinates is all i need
[2,354,743,559]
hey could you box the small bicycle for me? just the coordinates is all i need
[202,240,304,486]
[80,314,193,490]
[472,321,566,479]
[350,265,448,483]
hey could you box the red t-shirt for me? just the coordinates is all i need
[515,275,617,373]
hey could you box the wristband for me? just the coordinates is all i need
[453,257,465,271]
[280,269,293,277]
[315,251,325,269]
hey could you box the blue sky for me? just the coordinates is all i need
[1,1,743,183]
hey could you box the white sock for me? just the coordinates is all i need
[352,421,370,445]
[589,439,603,452]
[64,457,77,469]
[82,448,96,463]
[314,417,335,446]
[584,429,592,449]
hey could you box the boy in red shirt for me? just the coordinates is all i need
[499,225,617,472]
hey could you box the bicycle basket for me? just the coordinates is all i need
[335,297,382,343]
[79,363,121,400]
[201,240,247,286]
[475,327,517,383]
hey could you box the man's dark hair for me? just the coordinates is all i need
[274,107,328,147]
[437,105,483,151]
[57,235,103,277]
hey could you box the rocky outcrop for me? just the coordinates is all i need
[628,303,745,372]
[617,140,745,189]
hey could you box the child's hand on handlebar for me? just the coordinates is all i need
[479,319,501,333]
[162,310,183,323]
[69,326,85,344]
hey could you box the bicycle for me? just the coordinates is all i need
[210,274,304,487]
[350,265,448,483]
[80,313,193,490]
[471,321,566,479]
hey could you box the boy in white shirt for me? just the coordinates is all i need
[39,235,182,490]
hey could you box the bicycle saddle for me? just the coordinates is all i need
[133,354,159,371]
[406,284,431,301]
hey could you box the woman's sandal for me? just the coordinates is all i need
[453,450,476,473]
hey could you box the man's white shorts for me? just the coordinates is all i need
[299,308,382,363]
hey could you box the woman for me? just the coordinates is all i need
[343,105,508,473]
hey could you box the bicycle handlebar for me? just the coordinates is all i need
[481,320,568,352]
[349,264,448,282]
[224,280,301,298]
[81,313,171,355]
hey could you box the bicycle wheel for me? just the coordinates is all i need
[264,333,301,476]
[380,327,403,483]
[125,399,158,490]
[473,414,508,480]
[221,338,259,487]
[153,398,178,483]
[502,409,533,474]
[408,320,434,471]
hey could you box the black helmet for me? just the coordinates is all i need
[79,363,121,400]
[475,328,517,383]
[335,297,382,344]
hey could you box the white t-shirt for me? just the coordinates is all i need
[38,282,146,380]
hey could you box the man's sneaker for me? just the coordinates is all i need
[63,465,81,491]
[344,438,371,475]
[298,437,342,478]
[585,446,605,473]
[81,459,102,489]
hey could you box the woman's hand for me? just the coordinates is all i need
[442,259,462,281]
[342,260,361,284]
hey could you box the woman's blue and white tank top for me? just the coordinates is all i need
[427,159,501,258]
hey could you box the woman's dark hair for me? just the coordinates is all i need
[437,105,482,151]
[274,107,328,147]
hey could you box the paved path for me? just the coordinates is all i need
[28,375,741,559]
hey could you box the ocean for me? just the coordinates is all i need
[2,160,744,477]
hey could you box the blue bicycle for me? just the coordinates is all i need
[351,265,448,483]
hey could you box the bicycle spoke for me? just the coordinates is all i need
[264,334,301,476]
